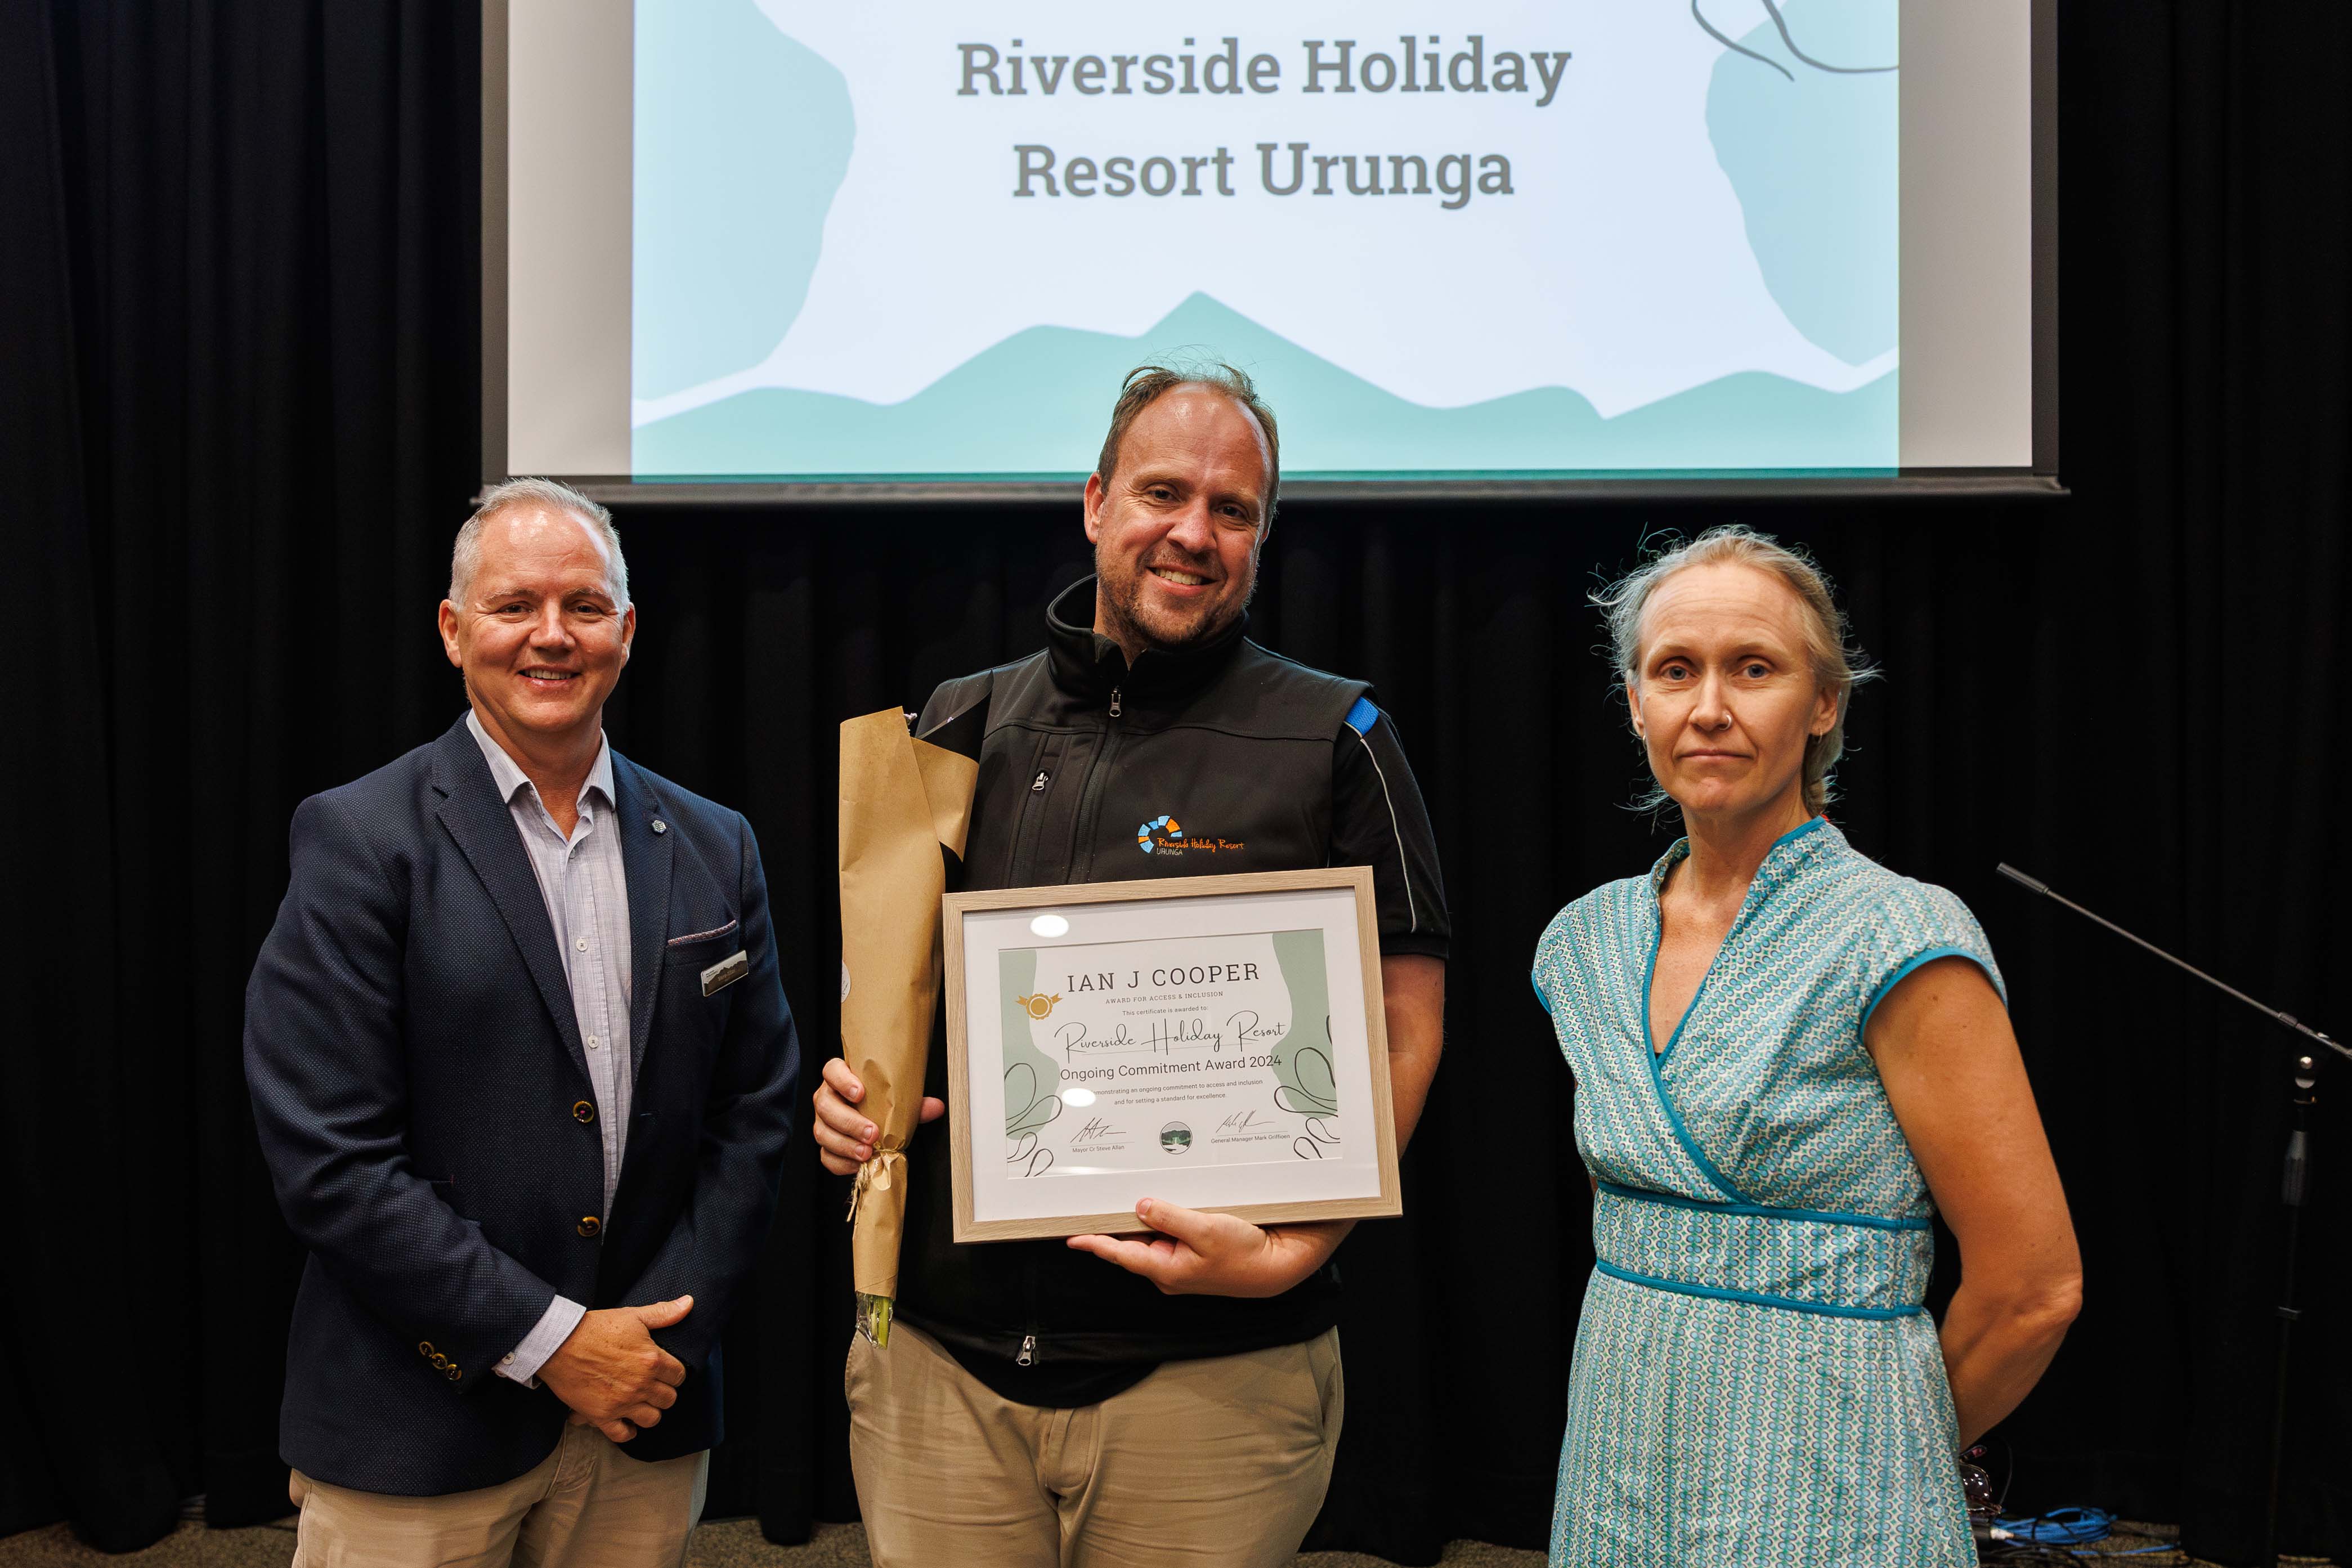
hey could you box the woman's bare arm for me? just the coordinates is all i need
[1868,957,2082,1449]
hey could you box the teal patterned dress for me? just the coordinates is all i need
[1531,817,2000,1567]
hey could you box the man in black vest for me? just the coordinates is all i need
[813,365,1448,1567]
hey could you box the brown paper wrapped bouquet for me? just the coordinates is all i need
[837,708,978,1344]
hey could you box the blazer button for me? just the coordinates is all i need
[577,1216,601,1238]
[418,1341,434,1358]
[447,1365,463,1381]
[432,1354,449,1369]
[572,1101,595,1124]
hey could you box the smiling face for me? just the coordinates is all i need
[1627,562,1839,828]
[1083,386,1271,657]
[436,505,635,757]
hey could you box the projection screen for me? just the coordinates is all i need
[485,0,2057,500]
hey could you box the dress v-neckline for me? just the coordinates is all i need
[1642,816,1830,1059]
[1656,931,1731,1053]
[1646,901,1731,1058]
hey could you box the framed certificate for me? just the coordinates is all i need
[942,867,1401,1243]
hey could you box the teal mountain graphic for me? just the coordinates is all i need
[633,0,852,401]
[1705,0,1898,366]
[634,293,1894,478]
[630,2,1897,477]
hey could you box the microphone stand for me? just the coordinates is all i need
[1997,864,2346,1568]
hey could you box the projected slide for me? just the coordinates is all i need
[629,1,1899,480]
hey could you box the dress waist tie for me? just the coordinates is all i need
[1589,1180,1933,1320]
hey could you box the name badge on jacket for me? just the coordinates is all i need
[701,951,749,997]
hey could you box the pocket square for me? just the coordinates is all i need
[701,950,749,997]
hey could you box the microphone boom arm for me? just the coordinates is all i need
[2000,859,2336,1568]
[1996,863,2347,1063]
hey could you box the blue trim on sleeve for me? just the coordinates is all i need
[1343,695,1381,735]
[1532,972,1553,1015]
[1861,946,2000,1040]
[1597,1179,1931,1233]
[1592,1258,1928,1320]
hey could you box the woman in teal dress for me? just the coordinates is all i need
[1533,527,2082,1567]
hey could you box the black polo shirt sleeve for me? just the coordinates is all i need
[1331,697,1450,962]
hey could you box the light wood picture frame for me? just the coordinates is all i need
[943,867,1402,1243]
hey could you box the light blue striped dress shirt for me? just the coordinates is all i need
[466,711,633,1386]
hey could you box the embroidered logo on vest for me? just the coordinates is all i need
[1136,815,1244,857]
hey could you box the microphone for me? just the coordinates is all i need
[1996,863,2344,1061]
[2003,859,2338,1568]
[1992,863,2050,899]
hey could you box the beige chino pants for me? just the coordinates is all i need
[846,1321,1345,1568]
[289,1423,708,1568]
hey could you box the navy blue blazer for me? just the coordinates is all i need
[244,715,801,1495]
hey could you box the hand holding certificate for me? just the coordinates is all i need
[1065,1198,1353,1298]
[942,869,1403,1244]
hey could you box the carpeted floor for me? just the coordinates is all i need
[0,1519,1541,1567]
[0,1514,2338,1567]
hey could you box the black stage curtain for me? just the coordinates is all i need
[5,2,2347,1562]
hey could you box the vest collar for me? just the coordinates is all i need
[1045,575,1249,706]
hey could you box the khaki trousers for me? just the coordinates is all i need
[289,1423,708,1568]
[846,1321,1343,1568]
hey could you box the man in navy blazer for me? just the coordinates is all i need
[245,478,800,1563]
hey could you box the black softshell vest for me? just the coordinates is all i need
[896,578,1368,1388]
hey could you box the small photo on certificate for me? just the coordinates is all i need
[943,869,1401,1242]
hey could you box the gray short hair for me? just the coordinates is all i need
[1592,525,1876,817]
[449,478,630,608]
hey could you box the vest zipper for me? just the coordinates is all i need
[1031,770,1049,792]
[1069,701,1126,881]
[1019,1177,1044,1369]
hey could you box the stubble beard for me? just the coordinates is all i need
[1097,547,1258,655]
